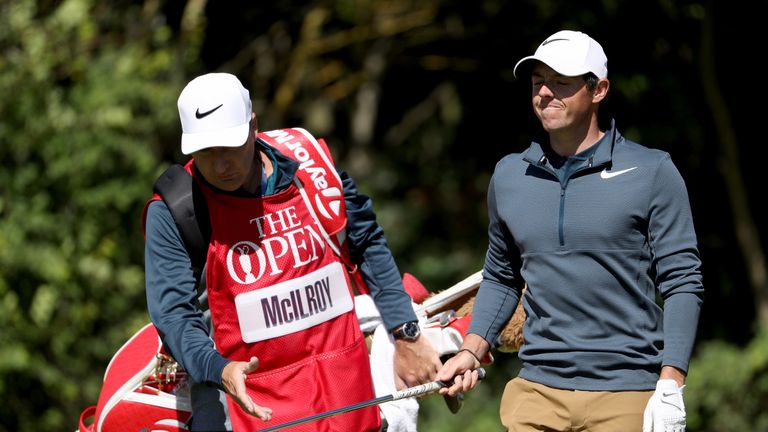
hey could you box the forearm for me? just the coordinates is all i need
[660,365,686,387]
[150,307,229,385]
[460,333,492,359]
[145,201,230,385]
[661,292,702,375]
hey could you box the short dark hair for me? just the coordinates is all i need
[583,73,599,91]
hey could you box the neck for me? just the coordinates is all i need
[242,151,273,194]
[549,116,603,157]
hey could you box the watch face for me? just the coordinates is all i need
[393,321,420,340]
[403,322,420,338]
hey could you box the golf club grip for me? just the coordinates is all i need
[444,366,486,384]
[393,366,487,400]
[477,367,487,380]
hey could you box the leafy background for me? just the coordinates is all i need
[1,0,766,431]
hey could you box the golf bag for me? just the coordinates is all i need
[78,323,191,432]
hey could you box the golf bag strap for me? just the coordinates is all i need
[153,163,210,286]
[258,127,369,294]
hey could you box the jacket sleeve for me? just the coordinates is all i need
[648,155,704,372]
[338,168,418,331]
[144,200,230,386]
[467,171,523,345]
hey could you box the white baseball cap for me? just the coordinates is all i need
[513,30,608,79]
[177,73,253,155]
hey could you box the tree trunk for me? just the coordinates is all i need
[699,2,768,326]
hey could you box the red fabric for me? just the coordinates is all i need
[81,324,191,432]
[261,128,370,295]
[259,129,347,237]
[93,324,161,427]
[199,168,379,432]
[97,400,189,432]
[402,272,430,303]
[79,405,96,432]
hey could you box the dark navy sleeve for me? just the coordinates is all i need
[467,172,523,345]
[338,169,418,331]
[144,200,230,386]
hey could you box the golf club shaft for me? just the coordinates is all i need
[256,368,486,432]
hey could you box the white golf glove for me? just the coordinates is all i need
[643,379,686,432]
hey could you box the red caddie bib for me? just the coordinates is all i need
[196,163,379,432]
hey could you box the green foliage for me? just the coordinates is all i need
[0,0,181,430]
[685,326,768,432]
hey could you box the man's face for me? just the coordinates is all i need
[192,125,257,192]
[530,63,596,133]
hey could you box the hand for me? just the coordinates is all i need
[221,356,273,421]
[643,379,686,432]
[393,336,442,389]
[435,349,482,397]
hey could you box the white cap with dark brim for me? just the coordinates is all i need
[177,73,253,155]
[513,30,608,79]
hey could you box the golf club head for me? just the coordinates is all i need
[443,392,464,414]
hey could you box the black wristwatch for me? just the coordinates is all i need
[392,321,421,341]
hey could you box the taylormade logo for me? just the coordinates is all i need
[264,129,342,220]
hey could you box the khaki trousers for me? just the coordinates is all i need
[500,378,654,432]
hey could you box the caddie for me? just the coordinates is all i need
[143,72,441,431]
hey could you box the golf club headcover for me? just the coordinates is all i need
[402,272,430,304]
[421,313,494,364]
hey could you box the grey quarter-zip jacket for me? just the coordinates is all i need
[469,119,704,391]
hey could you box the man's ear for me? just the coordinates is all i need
[593,78,610,103]
[250,112,258,135]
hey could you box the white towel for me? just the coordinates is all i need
[370,324,420,432]
[355,295,420,432]
[355,294,384,334]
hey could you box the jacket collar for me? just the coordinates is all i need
[522,118,619,169]
[256,137,298,192]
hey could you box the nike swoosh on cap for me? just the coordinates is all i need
[541,38,569,46]
[600,167,638,179]
[195,104,224,119]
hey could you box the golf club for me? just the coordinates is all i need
[255,367,486,431]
